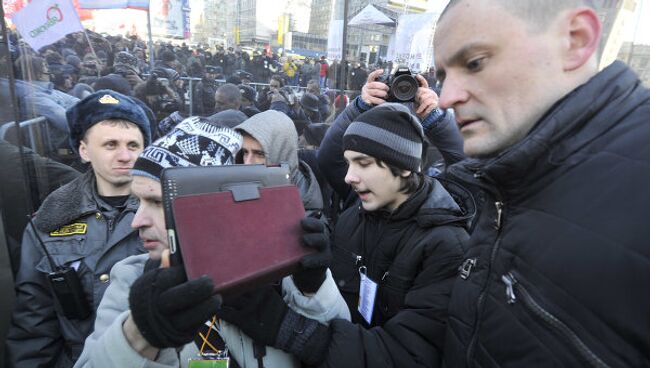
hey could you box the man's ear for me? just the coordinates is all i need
[400,170,412,178]
[562,7,601,72]
[78,140,90,163]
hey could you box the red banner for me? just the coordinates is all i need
[4,0,93,21]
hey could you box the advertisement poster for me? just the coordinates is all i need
[150,0,183,38]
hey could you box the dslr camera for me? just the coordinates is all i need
[378,65,420,103]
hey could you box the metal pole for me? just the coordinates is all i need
[627,0,645,65]
[188,78,193,116]
[337,0,348,96]
[82,30,101,77]
[147,9,155,71]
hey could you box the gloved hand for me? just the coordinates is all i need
[217,285,288,346]
[292,216,331,294]
[128,266,221,349]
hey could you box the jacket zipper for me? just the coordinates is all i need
[501,273,610,368]
[465,199,504,365]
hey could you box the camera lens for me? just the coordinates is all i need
[392,74,419,102]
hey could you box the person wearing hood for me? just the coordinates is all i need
[217,99,472,367]
[235,110,324,216]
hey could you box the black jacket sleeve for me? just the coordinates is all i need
[422,108,465,167]
[280,225,467,367]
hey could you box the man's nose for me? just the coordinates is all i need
[438,75,469,110]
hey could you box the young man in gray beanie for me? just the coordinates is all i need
[6,90,153,367]
[216,77,473,367]
[75,116,350,368]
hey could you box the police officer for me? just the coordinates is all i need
[6,90,152,367]
[192,65,220,116]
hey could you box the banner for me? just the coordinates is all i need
[78,0,149,9]
[182,0,191,39]
[391,13,439,72]
[12,0,83,51]
[150,0,184,38]
[327,19,344,60]
[3,0,25,19]
[348,4,394,26]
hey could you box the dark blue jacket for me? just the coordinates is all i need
[444,61,650,367]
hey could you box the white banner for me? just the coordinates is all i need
[78,0,149,9]
[327,19,344,60]
[150,0,184,38]
[392,13,439,72]
[349,4,394,26]
[12,0,83,51]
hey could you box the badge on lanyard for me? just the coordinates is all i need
[357,266,378,325]
[188,355,229,368]
[190,317,230,367]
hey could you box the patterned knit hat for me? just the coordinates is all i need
[343,103,423,172]
[132,116,243,181]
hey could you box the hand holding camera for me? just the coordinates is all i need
[414,74,440,120]
[361,69,390,106]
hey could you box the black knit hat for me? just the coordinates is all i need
[131,116,242,181]
[343,103,423,172]
[67,89,153,152]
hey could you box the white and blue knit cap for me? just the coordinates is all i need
[131,116,243,181]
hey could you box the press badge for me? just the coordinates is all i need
[357,266,377,325]
[188,356,229,368]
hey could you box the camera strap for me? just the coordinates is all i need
[27,216,61,272]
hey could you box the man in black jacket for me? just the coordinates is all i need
[434,0,650,366]
[218,76,473,367]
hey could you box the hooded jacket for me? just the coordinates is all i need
[6,170,144,367]
[444,61,650,367]
[74,254,351,368]
[235,110,323,215]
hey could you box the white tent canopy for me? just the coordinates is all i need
[348,4,395,26]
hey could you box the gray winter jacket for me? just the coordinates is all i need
[6,170,145,367]
[74,254,350,368]
[235,110,323,215]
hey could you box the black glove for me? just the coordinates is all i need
[217,285,288,346]
[129,266,221,348]
[292,216,331,294]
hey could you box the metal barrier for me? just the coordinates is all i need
[0,117,53,156]
[155,75,357,116]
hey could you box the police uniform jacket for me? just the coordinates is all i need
[6,170,144,367]
[443,61,650,367]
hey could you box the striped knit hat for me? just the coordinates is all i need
[343,103,423,172]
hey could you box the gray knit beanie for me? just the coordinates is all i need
[343,103,423,172]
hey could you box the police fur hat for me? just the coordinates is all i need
[67,90,153,152]
[205,65,220,74]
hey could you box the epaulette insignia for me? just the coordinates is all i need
[99,94,120,104]
[50,223,87,237]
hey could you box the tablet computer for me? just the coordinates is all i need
[161,164,311,295]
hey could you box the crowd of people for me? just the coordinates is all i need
[2,0,649,367]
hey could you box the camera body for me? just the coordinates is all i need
[378,66,419,103]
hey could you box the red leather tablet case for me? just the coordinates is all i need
[172,185,308,296]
